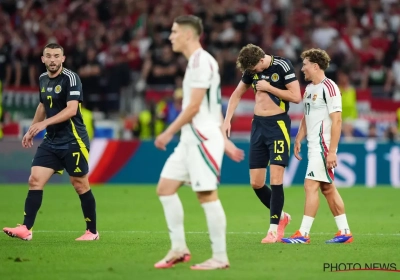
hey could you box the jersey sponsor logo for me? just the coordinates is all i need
[47,87,52,92]
[307,171,315,177]
[41,87,45,93]
[285,73,295,80]
[271,73,279,82]
[312,94,318,101]
[55,85,62,94]
[70,91,80,96]
[307,94,311,99]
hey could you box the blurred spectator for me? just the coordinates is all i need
[159,88,183,126]
[385,125,398,142]
[133,100,164,140]
[0,34,11,87]
[337,70,358,121]
[78,48,102,112]
[367,123,378,138]
[0,0,398,136]
[141,45,178,90]
[342,121,356,141]
[360,49,393,98]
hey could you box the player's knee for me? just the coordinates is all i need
[304,180,319,193]
[320,184,334,196]
[250,179,264,189]
[28,174,43,190]
[196,190,218,203]
[70,177,90,194]
[269,165,285,185]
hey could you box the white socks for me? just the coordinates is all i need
[159,194,187,251]
[159,195,228,263]
[297,214,350,236]
[299,215,314,236]
[334,214,351,234]
[202,200,228,263]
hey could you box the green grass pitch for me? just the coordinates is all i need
[0,185,399,280]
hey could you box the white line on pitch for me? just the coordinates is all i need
[33,230,400,236]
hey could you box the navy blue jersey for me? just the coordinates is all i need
[241,55,297,113]
[39,68,89,149]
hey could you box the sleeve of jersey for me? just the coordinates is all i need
[66,73,83,102]
[190,58,212,89]
[279,59,297,85]
[325,83,342,114]
[241,71,253,85]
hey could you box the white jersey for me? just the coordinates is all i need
[303,77,342,155]
[180,48,222,144]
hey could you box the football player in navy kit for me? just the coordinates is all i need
[223,44,301,243]
[3,43,99,241]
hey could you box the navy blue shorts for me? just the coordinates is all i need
[249,113,291,169]
[32,143,89,177]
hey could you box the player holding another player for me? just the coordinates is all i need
[223,44,301,243]
[153,15,244,270]
[281,48,353,244]
[3,43,98,241]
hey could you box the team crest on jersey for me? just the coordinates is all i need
[312,94,318,101]
[55,85,62,94]
[271,73,279,82]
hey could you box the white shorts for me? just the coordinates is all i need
[160,139,224,192]
[305,153,334,183]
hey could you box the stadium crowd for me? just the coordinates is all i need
[0,0,399,140]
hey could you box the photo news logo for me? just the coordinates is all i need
[323,263,400,272]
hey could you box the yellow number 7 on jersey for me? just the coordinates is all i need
[47,96,53,108]
[72,152,80,165]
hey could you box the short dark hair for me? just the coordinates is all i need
[174,15,203,36]
[43,43,64,55]
[301,48,330,71]
[236,44,265,73]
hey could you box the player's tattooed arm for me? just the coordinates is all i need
[256,80,301,103]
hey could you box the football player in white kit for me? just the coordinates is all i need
[153,15,244,270]
[281,48,353,244]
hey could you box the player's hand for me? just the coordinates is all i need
[294,140,302,160]
[255,80,271,92]
[224,139,245,162]
[28,121,47,136]
[154,131,173,151]
[22,132,34,148]
[222,121,231,138]
[326,152,337,169]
